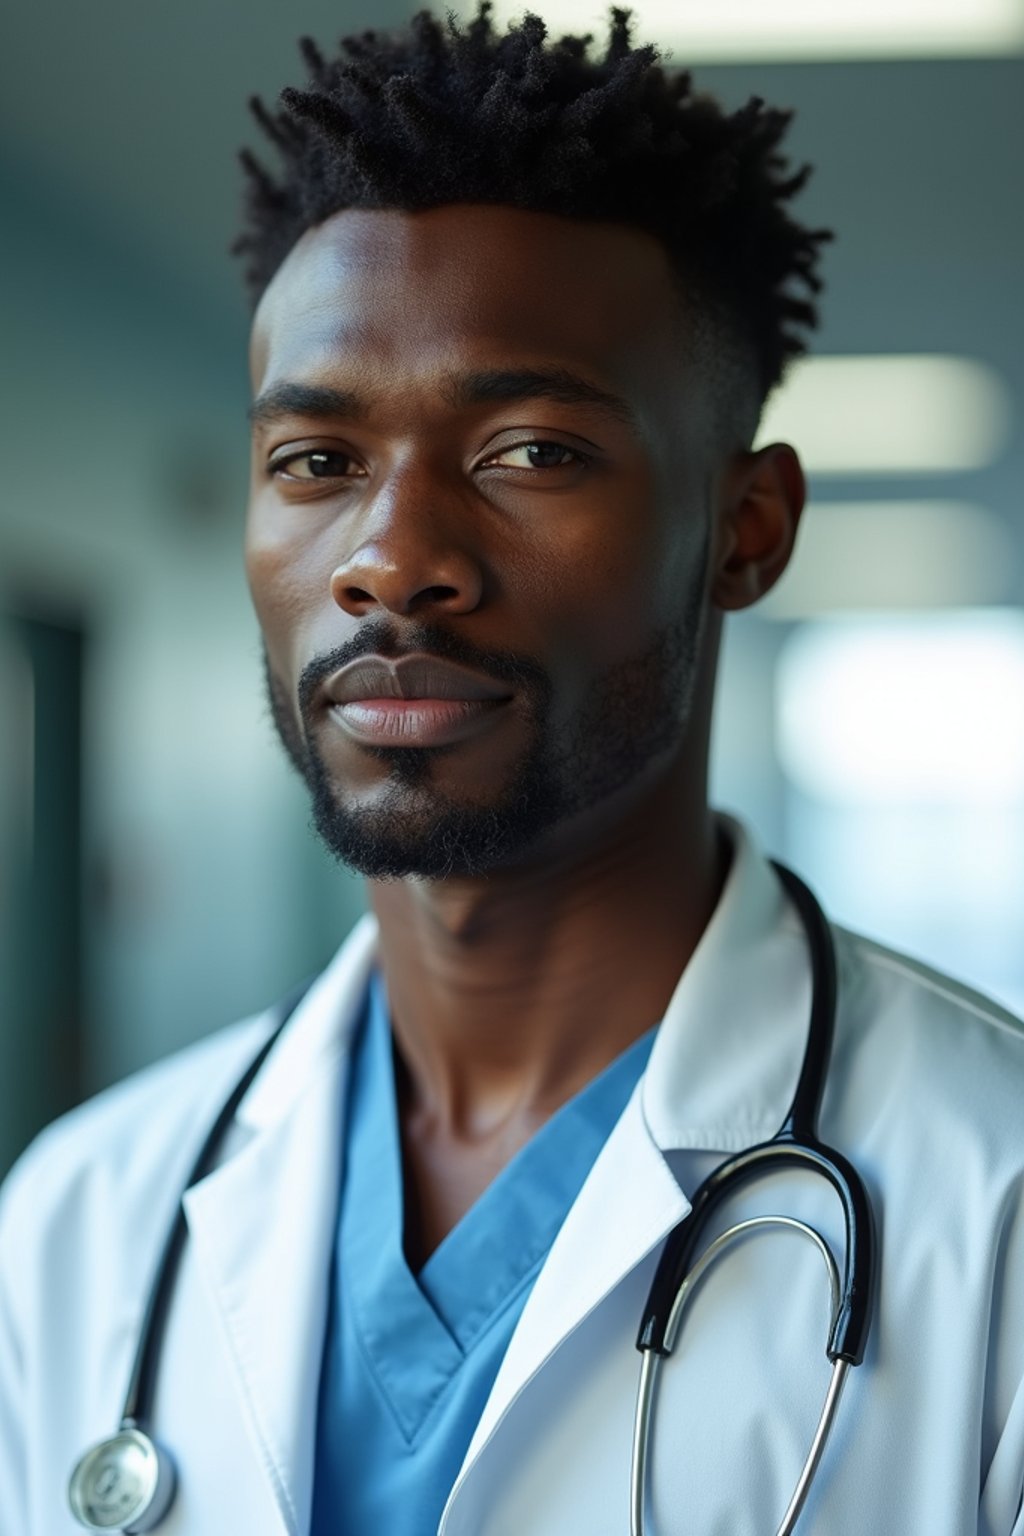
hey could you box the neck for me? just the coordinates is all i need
[370,759,726,1139]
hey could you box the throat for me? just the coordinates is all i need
[396,1052,548,1269]
[372,807,730,1268]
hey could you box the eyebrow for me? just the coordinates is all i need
[247,367,639,433]
[247,382,365,429]
[448,368,639,429]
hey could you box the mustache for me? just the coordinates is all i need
[296,617,551,719]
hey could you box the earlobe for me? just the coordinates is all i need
[711,443,805,613]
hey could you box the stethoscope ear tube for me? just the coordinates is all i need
[630,1215,852,1536]
[632,861,879,1531]
[637,1135,876,1366]
[771,861,878,1368]
[817,1144,876,1366]
[637,863,876,1365]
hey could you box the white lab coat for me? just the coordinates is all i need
[3,818,1024,1535]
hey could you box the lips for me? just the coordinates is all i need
[325,654,513,706]
[323,653,514,748]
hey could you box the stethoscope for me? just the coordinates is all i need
[630,863,877,1535]
[68,863,877,1534]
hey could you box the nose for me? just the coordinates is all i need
[330,473,485,619]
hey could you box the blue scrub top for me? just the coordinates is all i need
[310,973,656,1536]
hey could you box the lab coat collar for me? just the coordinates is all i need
[235,911,378,1132]
[184,816,810,1533]
[444,1082,689,1519]
[442,818,813,1517]
[640,814,811,1154]
[179,914,377,1536]
[234,814,809,1155]
[184,1085,342,1536]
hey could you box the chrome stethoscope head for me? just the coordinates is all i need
[68,1424,177,1533]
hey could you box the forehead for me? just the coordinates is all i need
[249,204,692,400]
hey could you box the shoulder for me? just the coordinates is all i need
[831,923,1024,1172]
[835,921,1024,1055]
[0,1011,275,1247]
[0,916,379,1263]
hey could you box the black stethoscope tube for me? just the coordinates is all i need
[122,976,312,1430]
[636,862,878,1367]
[71,862,877,1533]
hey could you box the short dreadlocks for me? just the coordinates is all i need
[234,4,830,409]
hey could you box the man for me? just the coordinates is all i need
[2,7,1023,1533]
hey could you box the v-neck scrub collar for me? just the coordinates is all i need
[310,973,656,1534]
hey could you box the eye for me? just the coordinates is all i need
[482,440,587,471]
[269,449,363,482]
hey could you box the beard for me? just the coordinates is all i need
[262,575,706,881]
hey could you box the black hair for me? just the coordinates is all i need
[233,3,830,407]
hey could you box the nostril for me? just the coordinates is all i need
[331,558,482,618]
[413,585,460,608]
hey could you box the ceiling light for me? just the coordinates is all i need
[761,500,1013,619]
[776,611,1024,803]
[756,355,1012,475]
[468,0,1024,60]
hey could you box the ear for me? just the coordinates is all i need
[711,443,806,613]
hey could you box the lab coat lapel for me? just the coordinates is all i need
[180,918,378,1536]
[445,821,812,1527]
[181,1076,341,1536]
[446,1085,689,1509]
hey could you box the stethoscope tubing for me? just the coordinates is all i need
[122,975,314,1430]
[630,862,878,1533]
[68,978,316,1531]
[70,864,878,1535]
[636,1134,875,1365]
[637,864,876,1362]
[630,1215,850,1536]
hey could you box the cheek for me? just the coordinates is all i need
[244,499,335,676]
[528,503,701,678]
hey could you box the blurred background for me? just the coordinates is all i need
[1,0,1022,1176]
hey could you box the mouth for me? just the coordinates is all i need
[323,653,514,749]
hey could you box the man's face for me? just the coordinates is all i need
[245,205,722,879]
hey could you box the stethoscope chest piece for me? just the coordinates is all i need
[68,1427,176,1533]
[65,989,305,1533]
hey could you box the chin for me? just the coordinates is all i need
[308,773,567,881]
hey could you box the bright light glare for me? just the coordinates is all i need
[467,0,1024,59]
[762,501,1013,619]
[756,356,1012,475]
[777,612,1024,804]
